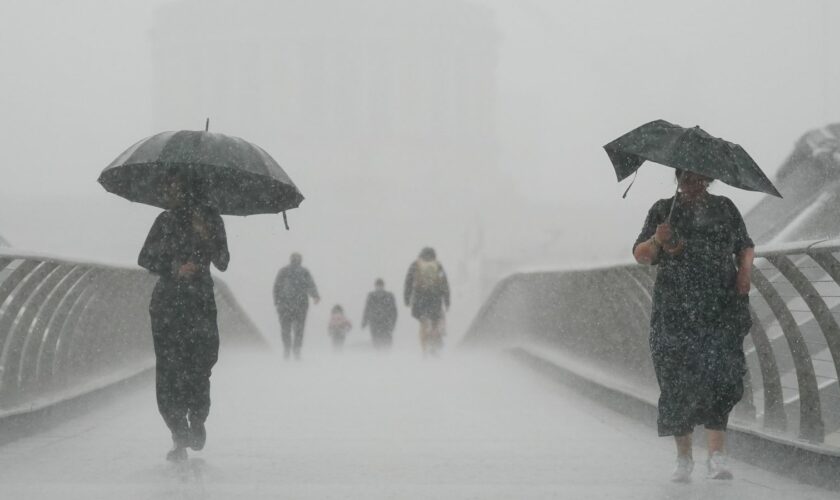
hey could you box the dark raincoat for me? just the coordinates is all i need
[138,205,229,446]
[634,194,753,436]
[362,289,398,346]
[272,263,319,357]
[403,259,450,321]
[273,264,319,318]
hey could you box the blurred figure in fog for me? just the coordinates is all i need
[404,247,450,356]
[138,172,229,462]
[633,169,754,483]
[361,278,398,350]
[328,304,353,351]
[273,252,320,360]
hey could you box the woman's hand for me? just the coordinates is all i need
[654,223,673,245]
[662,239,686,256]
[736,247,755,296]
[178,261,199,278]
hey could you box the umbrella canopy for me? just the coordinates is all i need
[603,119,782,198]
[98,130,304,216]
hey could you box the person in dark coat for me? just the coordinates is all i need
[138,175,229,462]
[404,247,450,356]
[273,253,320,360]
[361,278,398,349]
[633,169,754,482]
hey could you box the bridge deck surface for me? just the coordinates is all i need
[0,348,833,499]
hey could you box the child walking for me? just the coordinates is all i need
[328,305,352,351]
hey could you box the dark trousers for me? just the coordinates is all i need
[370,325,393,349]
[150,282,220,447]
[152,332,219,447]
[280,313,307,358]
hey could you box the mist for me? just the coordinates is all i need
[4,1,840,497]
[1,0,839,342]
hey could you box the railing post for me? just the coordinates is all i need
[746,306,787,431]
[751,266,824,442]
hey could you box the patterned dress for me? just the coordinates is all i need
[634,194,753,436]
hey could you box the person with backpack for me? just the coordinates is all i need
[273,252,320,360]
[361,278,398,350]
[403,247,450,356]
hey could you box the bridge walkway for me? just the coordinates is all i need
[0,348,833,499]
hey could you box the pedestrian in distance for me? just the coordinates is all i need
[273,252,320,360]
[632,169,754,483]
[328,305,353,351]
[361,278,398,350]
[404,247,450,356]
[138,173,229,462]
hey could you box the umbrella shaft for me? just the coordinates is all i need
[666,185,679,223]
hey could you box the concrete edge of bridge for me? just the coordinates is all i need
[0,367,154,448]
[508,346,840,492]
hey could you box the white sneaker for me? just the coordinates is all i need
[671,456,694,483]
[707,451,733,480]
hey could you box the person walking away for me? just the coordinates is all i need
[361,278,398,350]
[138,174,229,462]
[632,169,754,482]
[328,305,353,351]
[273,252,320,360]
[404,247,450,356]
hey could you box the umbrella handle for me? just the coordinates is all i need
[283,211,290,230]
[205,118,210,132]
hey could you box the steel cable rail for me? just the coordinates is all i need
[0,250,265,417]
[463,238,840,450]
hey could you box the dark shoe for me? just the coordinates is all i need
[166,445,188,462]
[189,421,206,451]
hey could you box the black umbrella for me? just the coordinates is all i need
[604,119,782,198]
[98,125,304,217]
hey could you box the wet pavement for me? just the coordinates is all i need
[0,347,834,499]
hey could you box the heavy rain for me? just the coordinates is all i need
[0,0,839,498]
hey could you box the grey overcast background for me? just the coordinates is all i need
[1,0,838,343]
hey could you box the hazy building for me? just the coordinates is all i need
[149,1,502,211]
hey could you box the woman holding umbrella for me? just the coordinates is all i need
[138,173,229,462]
[632,169,754,482]
[99,125,304,462]
[606,120,778,482]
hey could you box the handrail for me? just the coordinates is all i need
[0,250,264,416]
[464,237,840,448]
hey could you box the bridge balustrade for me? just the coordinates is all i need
[0,250,263,417]
[464,239,840,449]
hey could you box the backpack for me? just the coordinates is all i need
[413,259,442,294]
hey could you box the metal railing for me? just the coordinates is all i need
[463,238,840,447]
[0,250,264,415]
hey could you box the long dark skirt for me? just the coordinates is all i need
[651,326,746,436]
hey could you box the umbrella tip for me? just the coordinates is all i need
[205,118,209,132]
